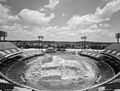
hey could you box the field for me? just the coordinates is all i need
[2,49,114,91]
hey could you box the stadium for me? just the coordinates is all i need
[0,40,120,91]
[0,0,120,91]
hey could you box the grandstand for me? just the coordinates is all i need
[0,42,120,91]
[0,42,23,72]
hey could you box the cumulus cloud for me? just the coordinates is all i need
[99,23,110,28]
[40,8,46,12]
[0,3,55,40]
[0,4,10,23]
[44,0,60,10]
[0,0,7,2]
[18,9,55,26]
[95,0,120,19]
[67,0,120,32]
[67,15,99,30]
[1,0,119,41]
[0,4,19,25]
[30,25,81,41]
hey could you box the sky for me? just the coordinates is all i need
[0,0,120,42]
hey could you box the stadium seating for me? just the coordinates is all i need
[0,42,120,91]
[0,42,23,65]
[79,44,120,91]
[0,42,23,91]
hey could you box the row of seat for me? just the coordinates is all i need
[80,51,120,75]
[0,48,22,57]
[100,49,120,74]
[0,47,23,90]
[79,50,102,59]
[79,50,120,91]
[103,49,120,59]
[0,48,23,63]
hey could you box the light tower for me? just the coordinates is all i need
[0,31,7,41]
[38,35,44,53]
[115,33,120,44]
[81,36,87,49]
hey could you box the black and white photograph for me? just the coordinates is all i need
[0,0,120,91]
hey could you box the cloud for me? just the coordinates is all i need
[103,0,114,2]
[67,0,120,33]
[0,0,7,2]
[0,4,19,25]
[30,25,81,41]
[62,13,66,17]
[18,9,55,26]
[67,15,98,30]
[40,8,46,12]
[99,23,110,28]
[95,0,120,19]
[0,3,56,40]
[44,0,60,10]
[0,0,119,41]
[0,4,10,24]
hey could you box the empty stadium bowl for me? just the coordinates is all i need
[0,50,119,91]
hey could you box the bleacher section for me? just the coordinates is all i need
[0,42,120,91]
[0,42,23,91]
[79,44,120,91]
[0,42,22,56]
[100,44,120,74]
[79,50,102,60]
[79,44,120,74]
[0,42,23,64]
